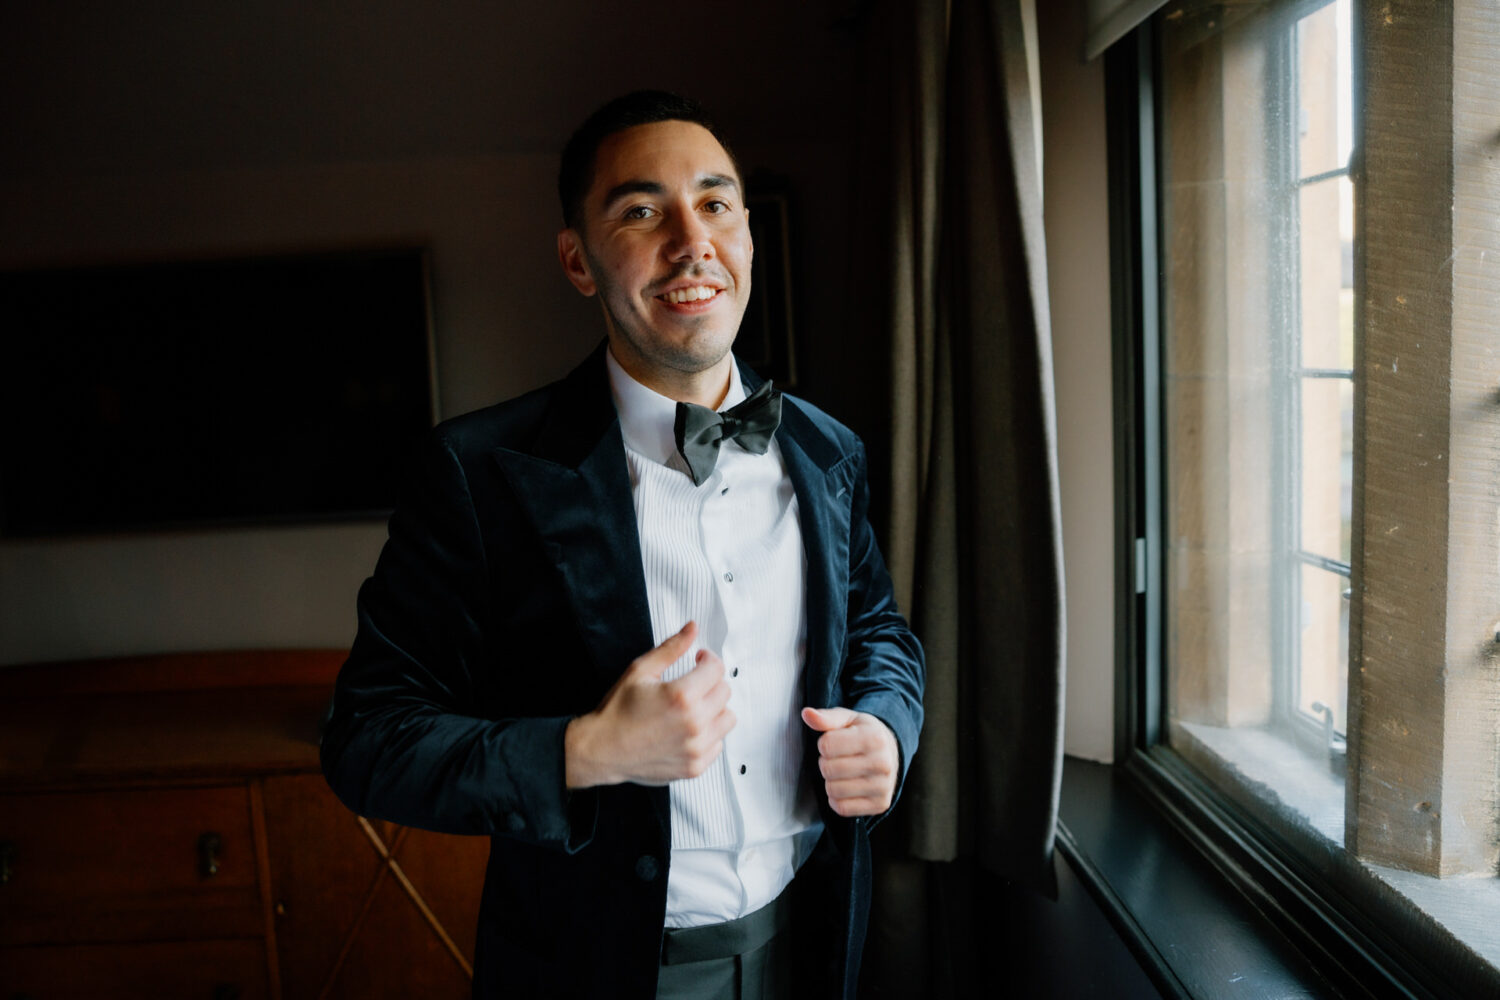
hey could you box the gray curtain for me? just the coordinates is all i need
[857,0,1066,992]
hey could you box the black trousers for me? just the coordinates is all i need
[656,888,794,1000]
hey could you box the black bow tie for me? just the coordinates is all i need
[673,380,783,486]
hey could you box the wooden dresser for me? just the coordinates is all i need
[0,651,489,1000]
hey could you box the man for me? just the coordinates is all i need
[320,91,924,1000]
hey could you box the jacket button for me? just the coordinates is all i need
[634,855,660,882]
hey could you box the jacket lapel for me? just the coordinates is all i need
[745,367,860,706]
[489,345,656,685]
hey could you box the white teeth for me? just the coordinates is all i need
[665,286,717,304]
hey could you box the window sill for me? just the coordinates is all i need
[1058,755,1335,999]
[1063,747,1500,998]
[1173,720,1500,976]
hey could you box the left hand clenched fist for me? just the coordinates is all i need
[800,707,899,817]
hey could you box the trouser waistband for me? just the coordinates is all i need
[659,889,794,966]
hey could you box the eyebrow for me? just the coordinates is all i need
[600,174,741,212]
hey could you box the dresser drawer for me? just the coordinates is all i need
[0,785,263,946]
[0,938,269,999]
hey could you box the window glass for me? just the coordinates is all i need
[1159,0,1352,815]
[1149,0,1500,982]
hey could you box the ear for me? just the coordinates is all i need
[557,228,597,296]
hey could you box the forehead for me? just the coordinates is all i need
[588,120,740,201]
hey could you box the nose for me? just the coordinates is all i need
[665,209,715,264]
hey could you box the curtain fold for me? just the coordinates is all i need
[860,0,1066,992]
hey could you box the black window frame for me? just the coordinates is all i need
[1105,7,1499,998]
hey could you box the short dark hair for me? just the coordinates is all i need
[557,90,741,230]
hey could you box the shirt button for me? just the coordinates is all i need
[721,486,730,495]
[634,855,660,882]
[723,571,734,583]
[732,667,739,678]
[739,764,747,775]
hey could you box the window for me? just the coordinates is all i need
[1160,0,1355,833]
[1116,0,1500,994]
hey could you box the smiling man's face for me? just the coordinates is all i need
[557,119,752,403]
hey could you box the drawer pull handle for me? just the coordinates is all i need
[198,831,222,878]
[0,840,13,884]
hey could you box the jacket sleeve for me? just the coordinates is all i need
[319,430,597,851]
[839,441,926,820]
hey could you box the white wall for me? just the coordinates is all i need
[1039,0,1117,763]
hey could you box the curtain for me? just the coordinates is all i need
[856,0,1066,993]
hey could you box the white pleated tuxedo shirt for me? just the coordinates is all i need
[604,348,823,929]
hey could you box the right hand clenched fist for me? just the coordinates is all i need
[564,621,737,789]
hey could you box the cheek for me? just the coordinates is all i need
[729,231,754,272]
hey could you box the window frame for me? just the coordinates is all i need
[1107,4,1500,997]
[1273,0,1356,753]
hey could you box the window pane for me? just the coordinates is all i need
[1297,562,1348,734]
[1295,2,1352,178]
[1298,177,1353,370]
[1300,376,1353,563]
[1158,0,1352,826]
[1161,1,1283,738]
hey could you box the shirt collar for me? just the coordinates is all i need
[605,345,747,467]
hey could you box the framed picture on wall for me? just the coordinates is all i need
[0,247,436,536]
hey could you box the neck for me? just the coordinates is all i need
[606,342,733,409]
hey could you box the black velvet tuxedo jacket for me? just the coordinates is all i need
[320,345,924,999]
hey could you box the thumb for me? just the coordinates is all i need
[633,621,697,680]
[801,706,859,732]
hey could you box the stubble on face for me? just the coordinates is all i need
[588,252,733,377]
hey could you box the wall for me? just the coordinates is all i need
[0,1,865,664]
[1038,0,1117,763]
[0,0,1123,769]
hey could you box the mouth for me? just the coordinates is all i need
[656,283,724,308]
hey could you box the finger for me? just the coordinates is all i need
[818,753,890,782]
[685,739,726,778]
[634,622,697,680]
[699,668,733,716]
[825,795,889,818]
[815,725,880,760]
[825,774,893,800]
[709,705,737,740]
[672,648,727,698]
[801,706,859,732]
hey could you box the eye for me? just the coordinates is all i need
[623,205,657,221]
[703,200,731,215]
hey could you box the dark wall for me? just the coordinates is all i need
[0,1,877,662]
